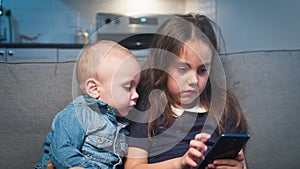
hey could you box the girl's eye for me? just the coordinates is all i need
[177,66,188,73]
[198,67,208,75]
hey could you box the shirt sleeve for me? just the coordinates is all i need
[50,110,97,169]
[127,120,151,152]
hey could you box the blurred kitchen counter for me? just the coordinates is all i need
[0,43,85,62]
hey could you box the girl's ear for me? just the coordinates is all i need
[85,78,100,99]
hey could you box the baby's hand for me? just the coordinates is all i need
[179,133,211,168]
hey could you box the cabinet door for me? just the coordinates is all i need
[58,49,82,62]
[0,48,5,61]
[6,48,57,62]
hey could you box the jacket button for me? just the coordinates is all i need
[97,138,102,144]
[107,107,112,112]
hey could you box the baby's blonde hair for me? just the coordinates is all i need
[76,40,132,92]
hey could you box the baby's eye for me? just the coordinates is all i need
[123,84,131,90]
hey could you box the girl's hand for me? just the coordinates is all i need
[205,151,246,169]
[178,133,211,168]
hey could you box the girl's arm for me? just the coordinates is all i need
[125,133,211,169]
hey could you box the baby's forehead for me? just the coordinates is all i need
[97,55,140,86]
[95,47,140,74]
[112,54,140,72]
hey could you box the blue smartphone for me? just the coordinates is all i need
[197,133,250,169]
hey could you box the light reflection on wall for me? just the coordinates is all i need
[98,0,186,16]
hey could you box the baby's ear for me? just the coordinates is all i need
[85,78,100,99]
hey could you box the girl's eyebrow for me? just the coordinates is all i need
[175,60,210,68]
[202,63,210,67]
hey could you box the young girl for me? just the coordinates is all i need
[125,14,248,169]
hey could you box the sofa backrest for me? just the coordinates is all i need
[0,62,75,168]
[221,50,300,168]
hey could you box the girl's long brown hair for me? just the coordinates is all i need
[136,14,247,137]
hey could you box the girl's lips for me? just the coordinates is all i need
[181,90,197,96]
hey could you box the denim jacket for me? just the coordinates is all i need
[35,95,129,169]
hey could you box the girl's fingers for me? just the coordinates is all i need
[213,158,244,168]
[236,152,245,161]
[187,147,204,161]
[190,139,208,152]
[194,133,211,142]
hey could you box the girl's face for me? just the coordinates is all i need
[167,40,212,109]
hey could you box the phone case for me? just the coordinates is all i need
[197,133,250,169]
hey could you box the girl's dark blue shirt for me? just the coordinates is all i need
[127,111,238,164]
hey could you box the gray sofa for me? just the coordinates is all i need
[0,50,299,169]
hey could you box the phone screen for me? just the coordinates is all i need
[197,133,250,169]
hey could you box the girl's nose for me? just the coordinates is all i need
[187,71,198,85]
